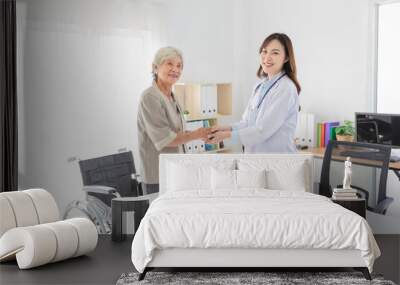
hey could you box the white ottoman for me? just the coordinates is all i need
[0,189,98,269]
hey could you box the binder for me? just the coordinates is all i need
[306,113,316,147]
[324,122,339,146]
[185,142,194,153]
[330,126,337,141]
[200,85,217,117]
[295,112,308,146]
[184,120,205,153]
[200,86,208,116]
[206,85,218,116]
[317,123,322,147]
[295,112,316,148]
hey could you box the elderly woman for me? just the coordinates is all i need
[137,47,210,194]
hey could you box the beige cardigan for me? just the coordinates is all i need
[137,82,184,184]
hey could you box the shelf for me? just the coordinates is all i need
[207,148,231,154]
[185,114,228,122]
[176,82,232,154]
[174,83,232,118]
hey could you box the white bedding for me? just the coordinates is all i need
[131,190,380,273]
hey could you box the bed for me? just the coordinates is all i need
[131,153,380,280]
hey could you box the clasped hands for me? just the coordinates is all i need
[195,126,231,144]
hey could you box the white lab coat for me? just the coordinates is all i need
[232,73,299,153]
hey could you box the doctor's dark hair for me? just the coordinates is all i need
[257,33,301,94]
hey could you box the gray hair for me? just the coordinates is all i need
[152,46,184,79]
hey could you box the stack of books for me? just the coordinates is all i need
[332,188,359,200]
[316,121,340,147]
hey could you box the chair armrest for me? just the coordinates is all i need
[142,193,158,203]
[112,193,158,203]
[131,173,142,182]
[130,174,143,196]
[82,185,120,197]
[337,184,393,215]
[374,197,394,215]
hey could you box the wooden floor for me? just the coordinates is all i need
[0,235,134,285]
[374,234,400,284]
[0,235,399,285]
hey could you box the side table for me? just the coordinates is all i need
[111,193,158,242]
[332,198,366,218]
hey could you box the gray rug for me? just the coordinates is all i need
[116,271,396,285]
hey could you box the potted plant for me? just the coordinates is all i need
[335,120,355,142]
[183,110,190,121]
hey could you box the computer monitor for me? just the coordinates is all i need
[356,112,400,147]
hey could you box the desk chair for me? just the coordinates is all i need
[319,140,393,215]
[64,151,142,234]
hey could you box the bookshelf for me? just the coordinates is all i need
[174,83,232,153]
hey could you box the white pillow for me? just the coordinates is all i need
[266,162,309,191]
[211,168,236,190]
[211,169,267,190]
[236,169,267,189]
[237,158,310,192]
[168,162,211,191]
[166,159,235,192]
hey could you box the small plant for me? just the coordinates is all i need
[183,110,190,121]
[335,120,355,136]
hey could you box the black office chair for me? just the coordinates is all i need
[64,151,142,233]
[319,140,393,215]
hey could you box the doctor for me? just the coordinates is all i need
[208,33,301,152]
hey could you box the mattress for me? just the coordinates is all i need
[131,189,380,273]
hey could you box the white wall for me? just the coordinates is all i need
[377,2,400,113]
[240,0,371,121]
[17,0,399,232]
[376,1,400,222]
[17,0,166,213]
[158,0,374,126]
[159,0,251,131]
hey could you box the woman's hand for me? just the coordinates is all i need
[193,127,212,141]
[210,125,232,133]
[168,128,211,147]
[206,130,231,144]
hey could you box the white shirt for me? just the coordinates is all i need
[231,72,299,153]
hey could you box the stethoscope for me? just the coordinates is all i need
[255,73,286,109]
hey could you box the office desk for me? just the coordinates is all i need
[302,144,399,215]
[303,147,400,180]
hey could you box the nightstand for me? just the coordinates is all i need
[331,198,366,218]
[111,193,158,242]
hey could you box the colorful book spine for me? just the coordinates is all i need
[316,121,340,147]
[317,123,321,147]
[324,122,339,147]
[330,126,337,141]
[203,119,217,151]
